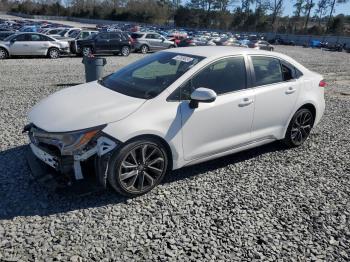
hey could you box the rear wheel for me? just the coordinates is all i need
[283,108,314,147]
[140,45,149,54]
[121,46,130,56]
[0,48,8,59]
[169,45,175,49]
[47,48,60,59]
[108,138,169,197]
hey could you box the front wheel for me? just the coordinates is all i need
[283,108,314,147]
[47,48,60,59]
[108,138,169,197]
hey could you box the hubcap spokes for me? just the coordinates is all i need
[119,144,165,193]
[291,111,312,145]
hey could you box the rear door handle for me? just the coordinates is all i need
[285,87,296,94]
[239,98,254,107]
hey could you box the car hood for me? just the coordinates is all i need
[28,81,146,132]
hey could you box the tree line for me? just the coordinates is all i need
[0,0,349,35]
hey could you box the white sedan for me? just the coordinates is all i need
[25,46,325,196]
[0,32,70,59]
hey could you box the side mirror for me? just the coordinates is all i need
[189,87,217,109]
[10,38,15,43]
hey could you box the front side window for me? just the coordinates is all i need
[99,52,204,99]
[173,56,247,100]
[251,56,283,86]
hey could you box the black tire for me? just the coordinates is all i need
[140,45,149,54]
[282,108,314,147]
[47,48,60,59]
[107,138,169,197]
[121,46,130,56]
[169,45,175,49]
[0,47,8,59]
[82,46,92,57]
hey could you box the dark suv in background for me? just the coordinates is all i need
[77,32,132,56]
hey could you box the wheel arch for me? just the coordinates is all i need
[283,102,317,138]
[123,134,174,171]
[0,46,10,56]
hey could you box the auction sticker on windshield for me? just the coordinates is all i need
[172,55,194,63]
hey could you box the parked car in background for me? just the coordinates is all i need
[25,46,325,197]
[0,32,70,59]
[0,31,15,41]
[77,32,132,56]
[68,30,98,54]
[50,28,81,39]
[248,40,274,51]
[131,32,176,54]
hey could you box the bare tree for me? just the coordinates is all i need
[303,0,315,30]
[269,0,284,31]
[315,0,329,25]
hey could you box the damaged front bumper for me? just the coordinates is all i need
[24,124,119,190]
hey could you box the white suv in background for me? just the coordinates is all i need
[25,47,325,196]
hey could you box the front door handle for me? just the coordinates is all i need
[239,98,254,107]
[285,87,296,94]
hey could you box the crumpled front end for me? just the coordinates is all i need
[24,123,118,190]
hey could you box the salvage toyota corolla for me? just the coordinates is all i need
[24,46,325,197]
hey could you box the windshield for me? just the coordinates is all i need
[3,34,16,42]
[58,29,68,36]
[99,52,204,99]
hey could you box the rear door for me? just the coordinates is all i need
[249,55,301,140]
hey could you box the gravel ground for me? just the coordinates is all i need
[0,47,349,261]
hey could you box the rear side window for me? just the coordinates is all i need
[251,56,283,86]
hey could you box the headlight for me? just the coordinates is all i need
[31,125,106,155]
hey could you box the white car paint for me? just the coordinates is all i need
[0,32,69,57]
[28,46,325,170]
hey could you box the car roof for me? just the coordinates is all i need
[162,46,307,70]
[162,46,274,58]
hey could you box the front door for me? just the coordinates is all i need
[179,56,255,161]
[94,33,110,52]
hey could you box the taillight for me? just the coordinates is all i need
[319,80,327,87]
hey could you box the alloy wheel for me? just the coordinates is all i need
[49,49,59,59]
[121,46,130,56]
[290,110,313,145]
[141,45,148,54]
[118,143,166,194]
[82,47,91,56]
[0,48,7,59]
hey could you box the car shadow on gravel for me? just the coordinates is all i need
[0,142,287,220]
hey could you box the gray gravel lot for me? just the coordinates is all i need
[0,47,349,261]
